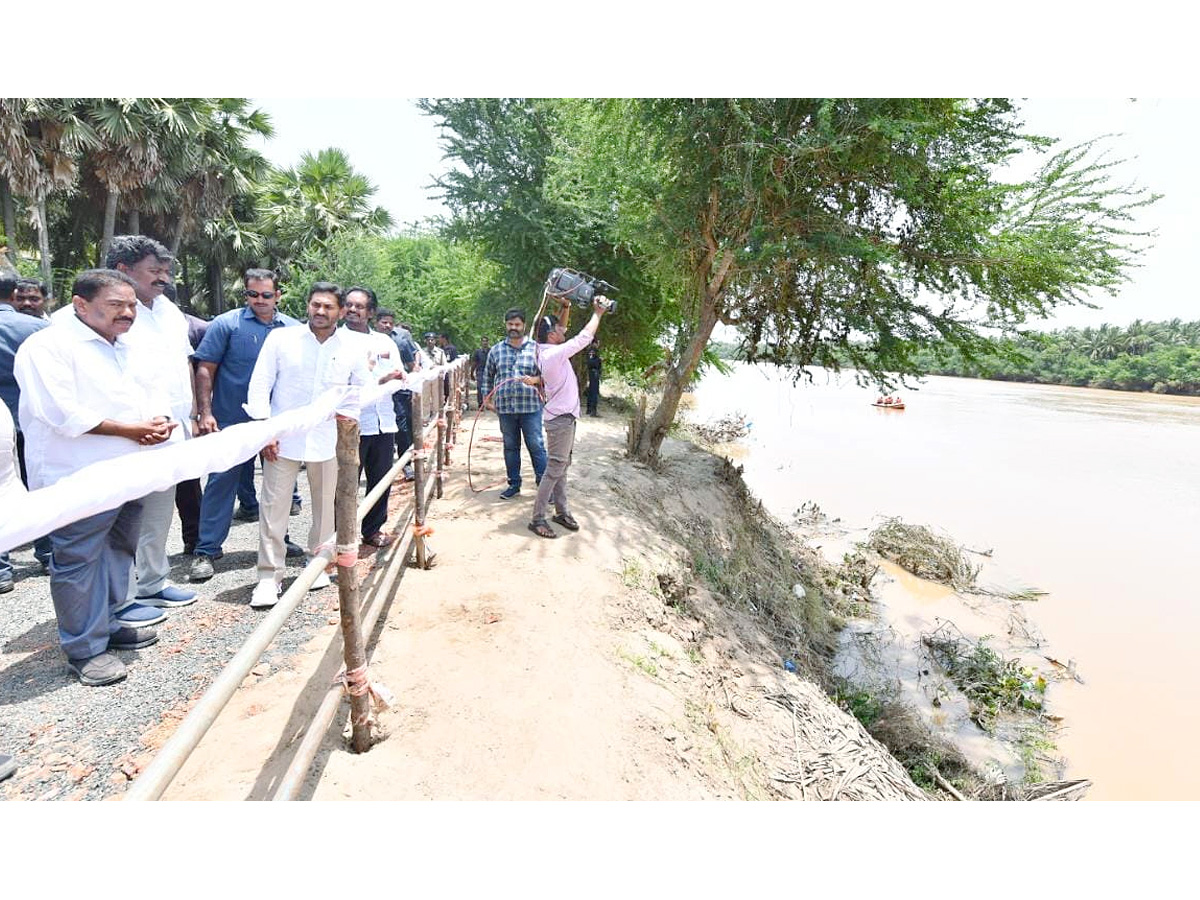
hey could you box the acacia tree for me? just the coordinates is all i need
[420,98,671,371]
[434,98,1156,463]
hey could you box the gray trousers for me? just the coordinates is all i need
[49,500,143,660]
[258,456,336,582]
[126,485,177,601]
[532,414,576,522]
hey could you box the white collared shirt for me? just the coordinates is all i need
[344,327,401,436]
[244,325,370,461]
[51,293,194,435]
[128,293,195,434]
[14,312,179,489]
[0,403,22,504]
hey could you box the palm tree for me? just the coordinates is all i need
[0,98,98,281]
[257,147,393,264]
[84,98,208,262]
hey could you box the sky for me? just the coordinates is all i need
[252,97,1200,332]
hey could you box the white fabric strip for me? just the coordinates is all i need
[0,364,453,555]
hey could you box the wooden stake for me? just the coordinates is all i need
[435,372,445,500]
[410,389,428,569]
[335,417,372,753]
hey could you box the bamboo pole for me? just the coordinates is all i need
[410,388,429,569]
[435,371,446,501]
[335,418,372,753]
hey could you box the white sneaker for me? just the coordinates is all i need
[250,579,282,609]
[309,570,331,591]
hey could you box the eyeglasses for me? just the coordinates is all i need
[244,289,278,300]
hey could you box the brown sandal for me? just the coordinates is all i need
[551,513,579,532]
[528,519,557,539]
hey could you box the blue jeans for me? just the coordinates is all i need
[497,410,548,489]
[195,457,258,558]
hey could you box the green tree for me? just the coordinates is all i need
[427,99,1158,462]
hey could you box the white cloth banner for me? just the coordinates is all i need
[0,364,453,555]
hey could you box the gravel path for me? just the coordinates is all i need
[0,468,379,801]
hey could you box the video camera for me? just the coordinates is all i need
[545,267,617,313]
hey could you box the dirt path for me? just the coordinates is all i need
[163,405,923,801]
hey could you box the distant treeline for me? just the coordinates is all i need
[711,320,1200,395]
[912,319,1200,395]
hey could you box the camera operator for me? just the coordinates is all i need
[525,297,609,539]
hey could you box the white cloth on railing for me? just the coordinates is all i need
[0,361,461,555]
[0,387,344,554]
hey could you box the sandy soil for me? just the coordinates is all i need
[162,402,924,801]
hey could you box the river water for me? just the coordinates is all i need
[687,363,1200,800]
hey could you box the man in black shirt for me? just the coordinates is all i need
[586,342,602,416]
[470,337,490,410]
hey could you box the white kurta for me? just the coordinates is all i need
[14,312,178,490]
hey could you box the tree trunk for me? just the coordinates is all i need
[34,198,52,287]
[100,188,119,266]
[171,215,186,255]
[631,293,721,464]
[1,177,17,267]
[205,259,225,315]
[128,209,140,234]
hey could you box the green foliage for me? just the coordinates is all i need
[904,317,1200,394]
[834,687,885,729]
[922,626,1047,730]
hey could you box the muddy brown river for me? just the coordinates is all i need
[688,363,1200,800]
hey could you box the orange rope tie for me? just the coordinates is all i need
[336,543,358,567]
[413,524,434,537]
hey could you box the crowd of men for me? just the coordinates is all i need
[0,236,608,723]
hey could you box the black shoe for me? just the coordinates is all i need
[68,652,127,686]
[290,499,302,517]
[233,505,259,522]
[109,626,159,651]
[284,538,305,558]
[499,485,520,500]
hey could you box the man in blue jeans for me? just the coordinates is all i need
[188,269,300,581]
[480,308,546,500]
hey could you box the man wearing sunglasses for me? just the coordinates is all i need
[188,269,300,582]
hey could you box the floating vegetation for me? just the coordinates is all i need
[865,518,981,589]
[692,412,749,443]
[920,621,1047,731]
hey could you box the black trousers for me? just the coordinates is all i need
[586,375,601,415]
[393,390,413,458]
[175,478,203,553]
[15,430,51,563]
[359,432,395,539]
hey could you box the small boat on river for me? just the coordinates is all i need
[872,396,905,410]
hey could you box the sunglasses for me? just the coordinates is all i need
[244,289,279,299]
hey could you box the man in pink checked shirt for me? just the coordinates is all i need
[526,297,609,539]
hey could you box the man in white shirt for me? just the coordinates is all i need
[106,235,199,621]
[343,287,406,547]
[14,269,178,686]
[244,282,370,608]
